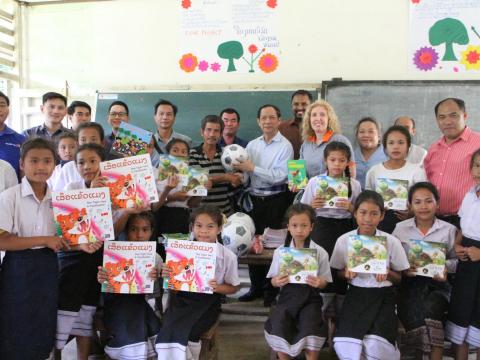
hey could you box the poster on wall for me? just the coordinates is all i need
[410,0,480,73]
[178,0,280,74]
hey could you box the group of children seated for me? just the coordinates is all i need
[0,117,479,360]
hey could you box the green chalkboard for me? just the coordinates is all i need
[94,90,318,145]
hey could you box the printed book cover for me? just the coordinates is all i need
[102,241,156,294]
[348,235,387,274]
[408,239,446,278]
[315,175,349,208]
[100,154,159,209]
[52,187,114,245]
[163,239,217,294]
[278,247,318,284]
[111,122,152,157]
[183,167,209,196]
[375,178,409,210]
[157,154,190,185]
[287,160,307,190]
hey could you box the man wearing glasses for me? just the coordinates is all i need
[105,100,130,154]
[424,97,480,228]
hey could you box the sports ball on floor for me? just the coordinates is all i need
[221,144,249,172]
[221,220,254,256]
[227,212,255,237]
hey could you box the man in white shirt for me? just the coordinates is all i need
[394,116,427,165]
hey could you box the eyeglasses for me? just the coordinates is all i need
[109,112,127,118]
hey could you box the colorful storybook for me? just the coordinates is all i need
[102,241,156,294]
[315,175,349,208]
[408,240,446,278]
[157,154,190,185]
[163,239,217,294]
[52,187,114,245]
[287,160,307,190]
[183,168,209,196]
[348,235,387,274]
[100,154,159,209]
[278,247,318,284]
[111,122,152,157]
[375,178,409,210]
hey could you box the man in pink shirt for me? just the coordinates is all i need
[424,98,480,228]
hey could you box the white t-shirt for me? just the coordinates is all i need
[365,161,427,191]
[330,229,410,288]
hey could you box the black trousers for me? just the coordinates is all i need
[248,191,289,294]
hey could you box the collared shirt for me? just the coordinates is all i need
[0,159,18,193]
[279,118,302,159]
[267,240,333,282]
[52,160,82,191]
[151,131,192,168]
[459,185,480,241]
[300,132,355,178]
[22,123,72,142]
[104,132,116,155]
[407,143,427,165]
[219,135,249,149]
[0,177,56,249]
[393,217,457,273]
[245,131,293,196]
[214,242,240,286]
[354,145,387,190]
[365,161,427,192]
[424,127,480,216]
[330,229,410,288]
[189,144,233,216]
[301,172,361,219]
[0,125,25,178]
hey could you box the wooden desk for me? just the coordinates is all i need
[238,249,274,266]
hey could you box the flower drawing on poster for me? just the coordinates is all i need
[178,0,280,74]
[410,0,480,72]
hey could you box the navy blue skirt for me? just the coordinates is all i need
[0,248,58,360]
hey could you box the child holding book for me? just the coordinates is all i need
[365,125,426,233]
[393,182,457,360]
[0,138,84,359]
[446,149,480,360]
[97,211,162,360]
[155,205,240,360]
[330,190,410,360]
[265,203,332,360]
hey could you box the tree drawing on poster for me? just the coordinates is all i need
[178,0,279,74]
[410,0,480,72]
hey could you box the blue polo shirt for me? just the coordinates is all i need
[0,125,26,178]
[219,136,249,149]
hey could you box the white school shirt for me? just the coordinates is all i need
[365,161,427,192]
[214,242,240,286]
[459,185,480,241]
[393,217,457,273]
[330,229,410,288]
[0,177,56,249]
[0,159,17,193]
[300,173,362,219]
[266,240,333,283]
[47,163,62,190]
[407,144,427,166]
[53,161,82,191]
[156,178,188,208]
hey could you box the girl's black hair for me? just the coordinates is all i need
[125,211,156,242]
[470,148,480,170]
[382,125,412,154]
[408,182,440,204]
[353,190,385,214]
[324,141,352,197]
[190,205,224,243]
[283,203,316,247]
[74,143,106,162]
[166,138,190,154]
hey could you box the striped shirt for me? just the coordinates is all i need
[424,127,480,216]
[189,144,233,216]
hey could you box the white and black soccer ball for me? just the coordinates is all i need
[221,144,249,172]
[227,212,255,237]
[221,220,254,256]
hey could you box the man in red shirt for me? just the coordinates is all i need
[424,98,480,228]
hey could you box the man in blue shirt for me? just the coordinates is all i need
[219,108,249,148]
[0,92,25,179]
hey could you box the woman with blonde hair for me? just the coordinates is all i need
[299,99,355,178]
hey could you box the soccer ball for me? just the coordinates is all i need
[221,220,254,256]
[227,212,255,237]
[221,144,249,172]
